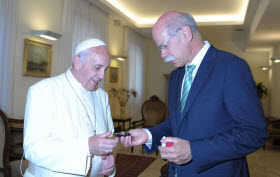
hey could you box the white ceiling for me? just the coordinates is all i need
[91,0,280,50]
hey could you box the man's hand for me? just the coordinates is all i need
[119,129,149,147]
[99,154,115,176]
[88,131,119,156]
[158,137,192,165]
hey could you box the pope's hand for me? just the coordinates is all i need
[88,131,119,156]
[119,129,149,147]
[158,137,192,165]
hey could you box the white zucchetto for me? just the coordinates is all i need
[75,38,106,55]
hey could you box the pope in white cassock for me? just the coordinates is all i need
[23,39,119,177]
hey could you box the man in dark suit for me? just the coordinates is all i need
[120,11,267,177]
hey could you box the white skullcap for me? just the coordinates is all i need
[75,38,106,55]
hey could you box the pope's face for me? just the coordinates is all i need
[75,46,111,91]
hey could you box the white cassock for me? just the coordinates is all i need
[23,68,115,177]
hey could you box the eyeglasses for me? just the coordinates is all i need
[158,28,181,51]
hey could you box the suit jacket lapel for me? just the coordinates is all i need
[177,46,216,131]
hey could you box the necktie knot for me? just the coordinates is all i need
[186,65,196,74]
[180,65,196,117]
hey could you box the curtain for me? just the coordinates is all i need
[55,0,78,74]
[125,27,146,121]
[0,0,19,116]
[57,0,108,89]
[72,0,108,51]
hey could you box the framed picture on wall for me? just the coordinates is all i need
[23,38,52,77]
[109,67,119,83]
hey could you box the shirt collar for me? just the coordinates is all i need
[185,41,211,69]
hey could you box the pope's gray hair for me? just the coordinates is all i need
[72,48,91,66]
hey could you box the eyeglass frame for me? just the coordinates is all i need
[158,28,182,51]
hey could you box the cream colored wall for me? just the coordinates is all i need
[12,0,64,119]
[106,17,126,117]
[270,45,280,118]
[243,51,270,116]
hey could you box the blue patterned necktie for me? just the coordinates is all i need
[180,65,196,117]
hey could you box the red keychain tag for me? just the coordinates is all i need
[161,136,174,147]
[166,142,174,147]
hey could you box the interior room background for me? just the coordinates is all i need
[1,0,280,122]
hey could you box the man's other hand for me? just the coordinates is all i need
[159,137,192,165]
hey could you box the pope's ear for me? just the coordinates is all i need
[73,55,81,70]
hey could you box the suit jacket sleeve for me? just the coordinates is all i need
[143,117,173,154]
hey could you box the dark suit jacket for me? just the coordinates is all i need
[144,46,267,177]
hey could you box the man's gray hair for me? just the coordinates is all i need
[165,12,201,40]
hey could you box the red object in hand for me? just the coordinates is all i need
[166,142,173,147]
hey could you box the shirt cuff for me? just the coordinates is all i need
[144,129,152,149]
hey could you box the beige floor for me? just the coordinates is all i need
[247,143,280,177]
[114,141,280,177]
[1,142,279,177]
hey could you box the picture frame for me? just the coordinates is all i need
[109,67,119,83]
[23,38,52,77]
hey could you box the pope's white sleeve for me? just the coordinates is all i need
[105,92,116,177]
[105,92,115,134]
